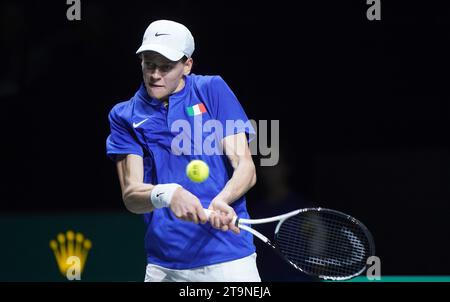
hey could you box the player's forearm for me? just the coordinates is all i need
[216,159,256,205]
[122,183,155,214]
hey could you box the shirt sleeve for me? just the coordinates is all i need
[106,105,144,161]
[209,76,256,143]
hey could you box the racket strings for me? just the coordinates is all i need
[279,231,363,276]
[275,210,373,279]
[278,229,365,260]
[279,219,366,247]
[278,237,363,272]
[279,221,367,255]
[282,215,369,276]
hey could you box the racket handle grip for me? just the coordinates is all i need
[203,209,239,226]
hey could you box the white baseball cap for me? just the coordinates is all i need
[136,20,195,61]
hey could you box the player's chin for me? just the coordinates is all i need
[146,86,168,99]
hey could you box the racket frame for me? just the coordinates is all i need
[204,207,375,280]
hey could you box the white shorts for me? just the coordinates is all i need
[144,253,261,282]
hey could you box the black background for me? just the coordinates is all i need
[1,0,449,277]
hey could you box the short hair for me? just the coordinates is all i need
[140,51,188,64]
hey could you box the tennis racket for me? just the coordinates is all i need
[204,207,375,281]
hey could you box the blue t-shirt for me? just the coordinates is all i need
[106,74,256,269]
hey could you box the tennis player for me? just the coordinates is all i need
[106,20,260,282]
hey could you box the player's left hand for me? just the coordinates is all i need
[208,199,240,234]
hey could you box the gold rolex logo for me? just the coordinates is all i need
[49,230,92,280]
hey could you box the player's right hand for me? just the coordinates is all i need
[169,188,208,224]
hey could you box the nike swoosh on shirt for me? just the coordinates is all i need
[133,118,149,128]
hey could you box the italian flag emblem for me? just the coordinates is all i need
[186,103,207,116]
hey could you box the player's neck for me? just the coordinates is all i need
[173,76,186,94]
[158,76,185,106]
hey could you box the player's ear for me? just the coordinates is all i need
[139,53,144,69]
[183,57,193,75]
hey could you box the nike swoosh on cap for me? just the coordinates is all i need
[133,118,149,128]
[155,32,170,37]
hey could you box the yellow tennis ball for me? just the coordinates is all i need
[186,160,209,183]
